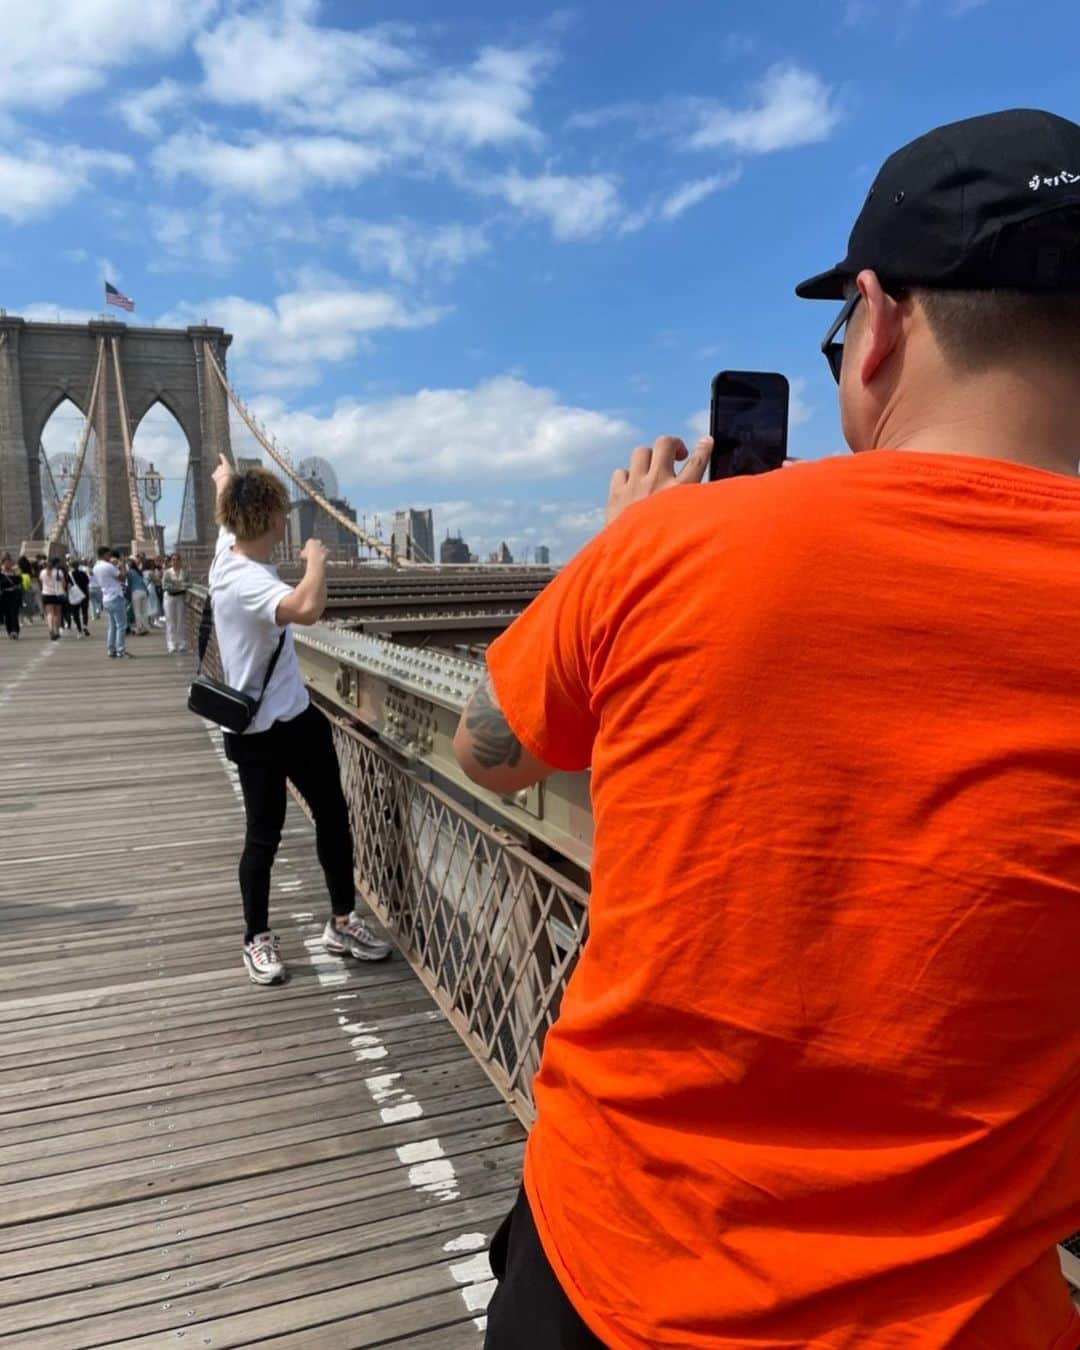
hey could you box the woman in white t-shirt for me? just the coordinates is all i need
[208,456,392,986]
[39,558,67,640]
[162,553,189,653]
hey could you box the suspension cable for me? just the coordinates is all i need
[200,343,400,564]
[47,338,105,553]
[109,336,149,545]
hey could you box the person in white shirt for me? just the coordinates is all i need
[208,455,392,985]
[93,548,132,659]
[162,553,189,653]
[39,558,67,640]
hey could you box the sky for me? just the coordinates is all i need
[7,0,1080,560]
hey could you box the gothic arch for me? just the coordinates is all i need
[0,316,231,551]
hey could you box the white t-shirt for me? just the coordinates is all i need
[92,560,124,603]
[40,567,66,597]
[208,528,309,734]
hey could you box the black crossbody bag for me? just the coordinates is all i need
[187,596,286,735]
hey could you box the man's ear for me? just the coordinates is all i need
[856,269,905,386]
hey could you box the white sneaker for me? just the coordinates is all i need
[322,912,393,962]
[243,931,285,984]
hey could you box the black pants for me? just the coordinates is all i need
[484,1186,607,1349]
[1,594,19,636]
[225,703,355,943]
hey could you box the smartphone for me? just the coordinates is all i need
[709,371,789,481]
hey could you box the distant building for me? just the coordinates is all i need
[440,532,471,564]
[392,508,435,563]
[287,496,359,557]
[534,545,550,565]
[487,541,514,564]
[236,456,262,473]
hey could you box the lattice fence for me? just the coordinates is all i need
[328,709,587,1124]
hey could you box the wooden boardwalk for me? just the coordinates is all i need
[0,620,523,1348]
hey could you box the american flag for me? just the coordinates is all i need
[105,281,134,312]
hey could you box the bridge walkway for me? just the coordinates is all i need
[0,621,523,1348]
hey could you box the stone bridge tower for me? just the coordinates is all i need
[0,315,232,553]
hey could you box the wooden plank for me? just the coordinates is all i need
[0,1125,520,1283]
[0,625,521,1346]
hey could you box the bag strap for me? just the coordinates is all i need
[196,595,215,672]
[253,630,287,711]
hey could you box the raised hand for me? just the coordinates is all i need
[607,435,712,526]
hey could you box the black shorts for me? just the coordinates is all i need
[42,596,65,606]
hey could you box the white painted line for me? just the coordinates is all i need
[204,710,497,1326]
[0,640,55,712]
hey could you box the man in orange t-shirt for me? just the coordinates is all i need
[454,109,1080,1350]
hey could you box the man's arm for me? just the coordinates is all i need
[454,433,712,793]
[453,672,554,795]
[275,539,328,627]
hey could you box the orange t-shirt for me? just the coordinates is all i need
[485,450,1080,1350]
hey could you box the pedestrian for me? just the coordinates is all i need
[162,552,189,653]
[39,558,67,640]
[88,565,103,619]
[126,557,149,635]
[207,455,392,985]
[93,547,132,659]
[58,559,82,637]
[0,555,21,639]
[459,109,1080,1350]
[69,559,91,637]
[19,556,40,623]
[145,558,163,629]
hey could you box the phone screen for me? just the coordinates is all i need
[709,371,790,481]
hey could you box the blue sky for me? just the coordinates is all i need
[6,0,1079,559]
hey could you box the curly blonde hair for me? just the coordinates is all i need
[217,468,290,541]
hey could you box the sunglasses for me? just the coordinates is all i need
[821,292,861,384]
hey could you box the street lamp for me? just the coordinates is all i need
[141,461,163,550]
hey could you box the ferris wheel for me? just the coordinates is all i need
[294,456,339,503]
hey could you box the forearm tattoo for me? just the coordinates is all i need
[465,675,523,769]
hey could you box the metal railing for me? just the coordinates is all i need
[183,589,589,1125]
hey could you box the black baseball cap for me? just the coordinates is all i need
[796,109,1080,300]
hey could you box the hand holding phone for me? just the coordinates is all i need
[709,371,789,481]
[606,435,711,526]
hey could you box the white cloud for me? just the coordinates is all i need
[151,130,386,201]
[659,172,741,221]
[21,303,101,324]
[195,2,414,112]
[132,402,191,479]
[689,65,841,154]
[494,172,623,240]
[244,376,635,486]
[0,0,216,109]
[116,79,184,137]
[160,284,446,389]
[344,220,489,282]
[846,0,988,22]
[195,3,546,154]
[0,144,132,223]
[149,205,235,270]
[621,168,743,232]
